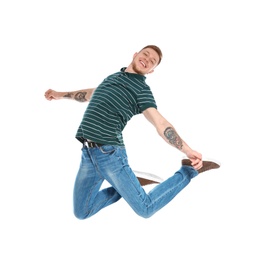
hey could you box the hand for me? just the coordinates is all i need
[185,149,203,171]
[44,89,63,101]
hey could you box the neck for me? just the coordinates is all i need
[125,65,147,76]
[125,66,137,74]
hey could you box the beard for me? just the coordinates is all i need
[132,61,145,75]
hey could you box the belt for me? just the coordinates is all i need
[83,139,103,148]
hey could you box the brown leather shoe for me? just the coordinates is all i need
[182,159,220,173]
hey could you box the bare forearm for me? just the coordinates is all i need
[62,88,95,102]
[62,90,88,102]
[162,126,191,153]
[45,88,96,102]
[143,108,189,153]
[143,108,202,163]
[163,126,183,150]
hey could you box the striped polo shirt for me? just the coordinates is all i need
[76,67,157,146]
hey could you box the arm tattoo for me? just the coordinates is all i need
[164,127,183,150]
[63,91,87,102]
[75,92,87,102]
[64,92,73,99]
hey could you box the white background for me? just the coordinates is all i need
[1,0,259,259]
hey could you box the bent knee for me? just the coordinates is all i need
[73,210,91,220]
[136,210,154,219]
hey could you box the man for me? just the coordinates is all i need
[45,45,220,219]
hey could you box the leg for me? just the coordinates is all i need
[145,166,198,215]
[95,145,198,218]
[115,165,198,218]
[73,147,121,219]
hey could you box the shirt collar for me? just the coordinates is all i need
[120,67,146,82]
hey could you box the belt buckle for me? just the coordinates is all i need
[88,142,95,148]
[84,140,96,148]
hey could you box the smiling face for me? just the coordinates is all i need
[127,47,160,75]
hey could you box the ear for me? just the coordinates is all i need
[133,52,138,59]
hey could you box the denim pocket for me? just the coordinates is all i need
[99,145,116,154]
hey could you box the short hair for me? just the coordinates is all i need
[140,45,163,65]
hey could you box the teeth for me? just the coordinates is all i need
[140,61,146,67]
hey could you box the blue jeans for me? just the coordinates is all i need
[73,145,198,219]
